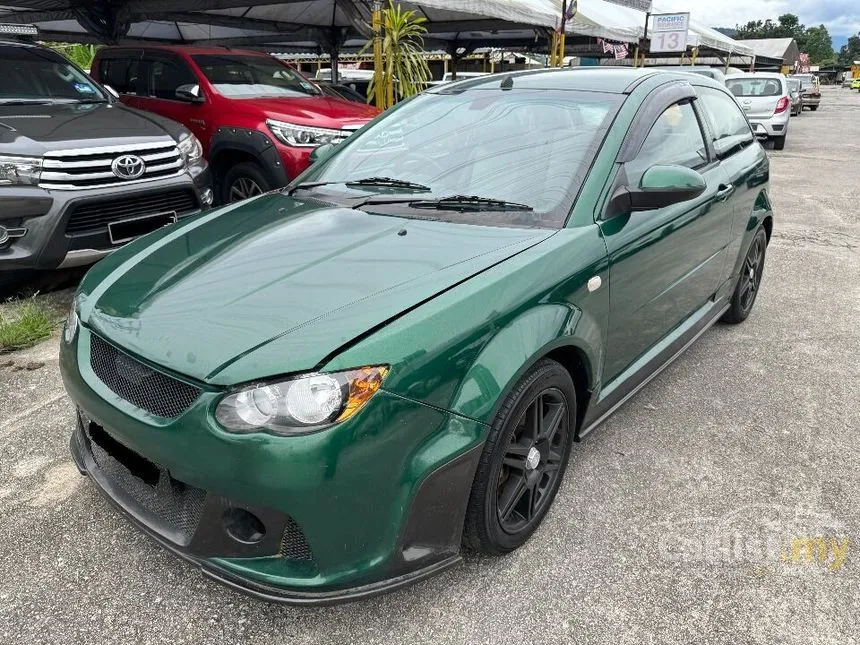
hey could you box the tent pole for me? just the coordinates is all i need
[372,1,384,109]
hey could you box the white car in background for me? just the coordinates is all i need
[726,73,791,150]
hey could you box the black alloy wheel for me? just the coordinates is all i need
[722,226,768,324]
[463,359,576,554]
[496,388,569,535]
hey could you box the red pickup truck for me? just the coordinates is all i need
[92,46,379,203]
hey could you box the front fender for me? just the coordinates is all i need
[210,126,289,186]
[450,303,601,424]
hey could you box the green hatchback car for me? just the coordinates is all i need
[61,68,772,604]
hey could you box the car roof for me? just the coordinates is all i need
[426,67,723,95]
[731,72,784,79]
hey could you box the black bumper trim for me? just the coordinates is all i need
[70,427,462,606]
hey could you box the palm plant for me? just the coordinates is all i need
[363,2,432,109]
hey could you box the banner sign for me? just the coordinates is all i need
[651,12,690,53]
[604,0,652,12]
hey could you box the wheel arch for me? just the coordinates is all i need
[209,127,289,189]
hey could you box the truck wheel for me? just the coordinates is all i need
[221,162,271,204]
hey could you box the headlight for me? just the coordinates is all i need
[266,119,343,148]
[0,155,42,186]
[177,132,203,164]
[63,297,79,344]
[215,366,389,436]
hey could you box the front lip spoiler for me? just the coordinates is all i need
[69,429,462,606]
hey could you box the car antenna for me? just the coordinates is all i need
[500,75,514,90]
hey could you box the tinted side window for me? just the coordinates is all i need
[100,57,139,95]
[146,57,198,100]
[696,87,753,141]
[628,102,707,182]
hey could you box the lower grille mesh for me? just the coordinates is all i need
[89,334,200,418]
[280,517,313,561]
[86,420,206,542]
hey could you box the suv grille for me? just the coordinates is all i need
[41,140,184,189]
[66,188,198,234]
[90,334,201,418]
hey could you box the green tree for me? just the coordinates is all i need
[43,43,100,70]
[838,32,860,66]
[803,25,834,65]
[362,2,431,109]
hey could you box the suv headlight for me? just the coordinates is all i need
[266,119,343,148]
[177,132,203,165]
[0,155,42,186]
[215,366,389,436]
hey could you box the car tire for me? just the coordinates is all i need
[462,358,576,555]
[810,105,818,111]
[722,226,767,325]
[772,135,786,151]
[221,162,272,204]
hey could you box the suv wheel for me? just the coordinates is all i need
[221,162,271,204]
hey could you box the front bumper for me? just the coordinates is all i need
[0,163,211,271]
[60,326,485,604]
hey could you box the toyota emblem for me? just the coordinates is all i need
[111,154,146,180]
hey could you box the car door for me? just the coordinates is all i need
[599,89,735,383]
[138,52,211,143]
[695,85,770,288]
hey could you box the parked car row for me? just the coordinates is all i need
[0,40,379,287]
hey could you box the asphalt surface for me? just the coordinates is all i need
[1,86,859,645]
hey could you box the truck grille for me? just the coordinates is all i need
[41,140,184,190]
[90,334,201,419]
[66,188,199,234]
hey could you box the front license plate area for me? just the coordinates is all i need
[108,211,177,245]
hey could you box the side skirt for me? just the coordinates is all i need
[578,298,729,440]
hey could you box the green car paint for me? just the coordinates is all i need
[60,68,772,603]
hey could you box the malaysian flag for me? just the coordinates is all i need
[565,0,578,20]
[614,44,628,59]
[602,39,614,54]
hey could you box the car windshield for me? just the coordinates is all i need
[297,90,622,228]
[726,78,782,97]
[191,54,321,98]
[787,80,800,92]
[0,45,106,104]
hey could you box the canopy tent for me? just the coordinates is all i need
[0,0,559,50]
[549,0,754,57]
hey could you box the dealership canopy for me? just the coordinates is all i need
[0,0,560,50]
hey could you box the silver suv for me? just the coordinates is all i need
[725,73,791,150]
[1,40,212,291]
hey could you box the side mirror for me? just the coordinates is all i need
[309,142,337,164]
[606,165,707,218]
[176,84,204,103]
[104,85,120,99]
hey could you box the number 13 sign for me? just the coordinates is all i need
[651,12,689,53]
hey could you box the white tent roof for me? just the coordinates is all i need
[550,0,754,55]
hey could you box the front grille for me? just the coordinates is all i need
[41,140,184,189]
[84,417,206,543]
[66,188,198,235]
[90,334,201,418]
[279,517,313,561]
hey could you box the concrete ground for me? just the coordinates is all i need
[1,86,858,645]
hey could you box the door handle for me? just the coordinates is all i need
[715,184,735,201]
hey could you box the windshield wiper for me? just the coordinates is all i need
[74,98,108,104]
[406,195,534,212]
[288,177,431,196]
[345,177,431,191]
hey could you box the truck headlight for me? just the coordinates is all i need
[0,155,42,186]
[215,366,389,436]
[266,119,343,148]
[177,132,203,164]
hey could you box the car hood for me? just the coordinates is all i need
[0,103,179,155]
[244,96,379,128]
[79,193,552,385]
